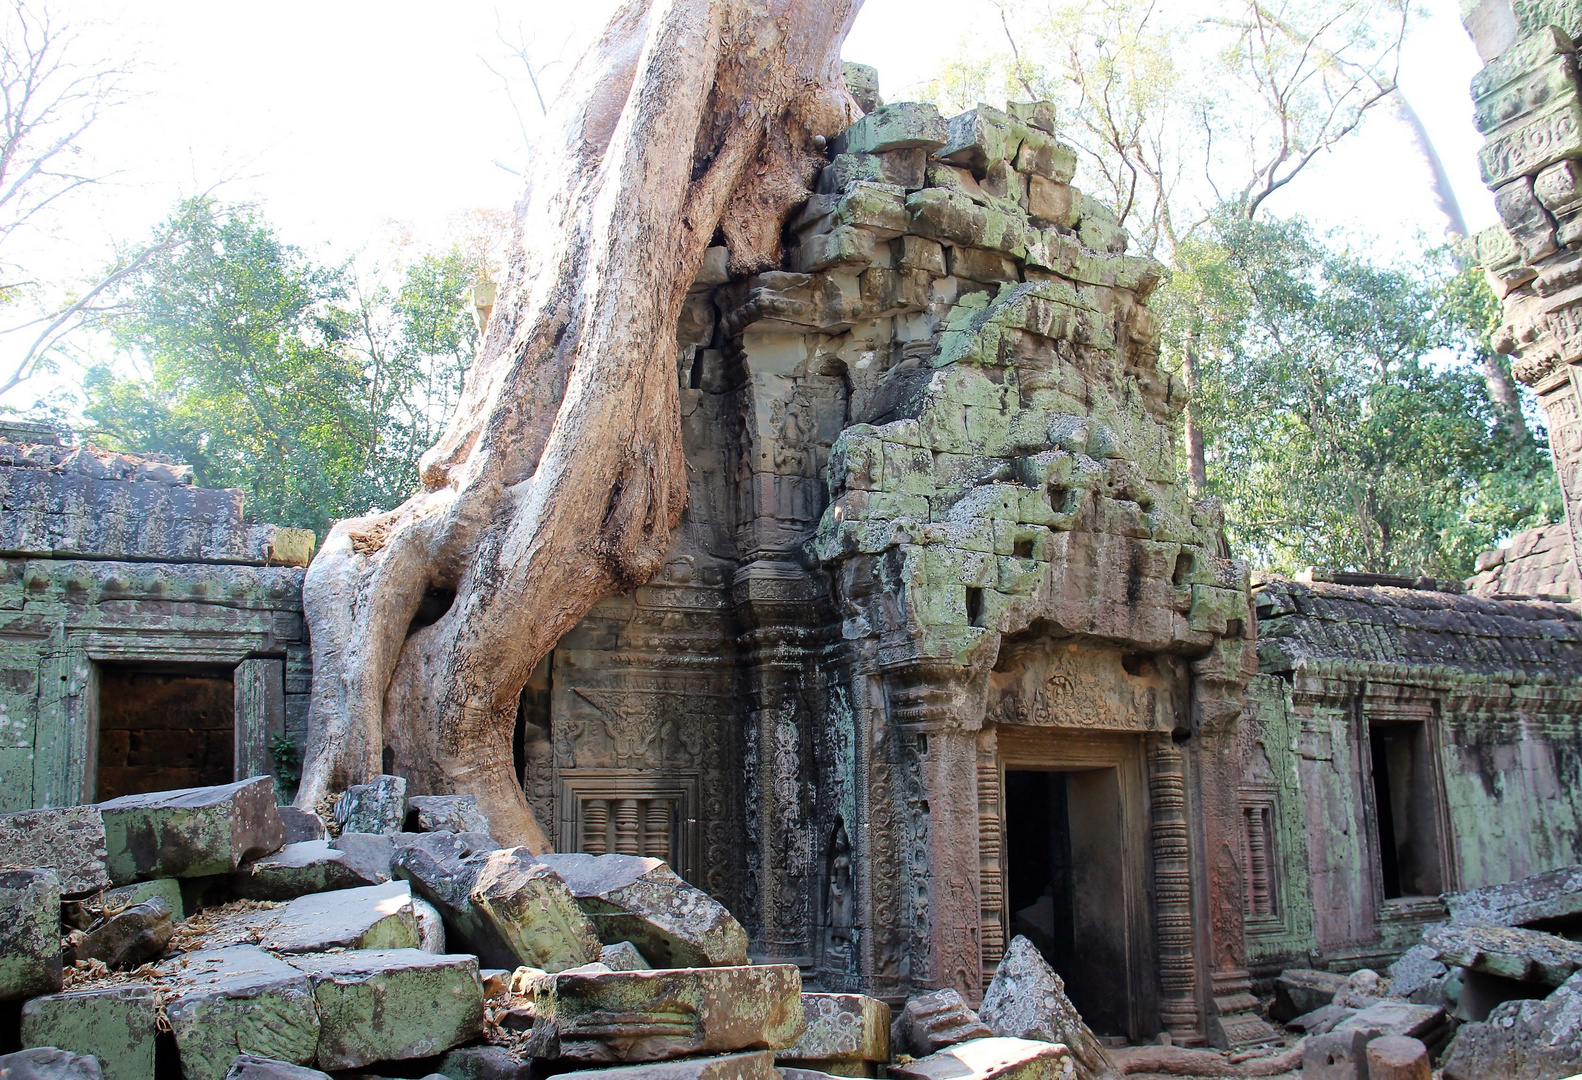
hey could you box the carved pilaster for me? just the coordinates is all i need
[1150,736,1200,1043]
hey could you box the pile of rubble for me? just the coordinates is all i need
[1270,864,1582,1080]
[0,775,1108,1080]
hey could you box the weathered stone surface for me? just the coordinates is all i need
[599,941,649,971]
[437,1045,530,1080]
[64,880,184,931]
[21,986,158,1080]
[1332,1000,1450,1045]
[1365,1036,1430,1080]
[326,832,396,882]
[536,853,746,969]
[99,777,285,884]
[548,964,804,1063]
[66,897,173,970]
[392,832,512,966]
[413,896,446,952]
[888,1037,1071,1080]
[979,936,1115,1080]
[408,796,490,835]
[0,806,109,895]
[777,993,889,1075]
[842,62,882,113]
[1302,1028,1370,1080]
[892,989,993,1058]
[1332,969,1384,1010]
[161,945,319,1080]
[335,775,407,836]
[1442,969,1582,1080]
[469,848,601,972]
[221,1056,330,1080]
[0,868,61,1000]
[233,840,384,901]
[275,808,326,844]
[0,1048,104,1080]
[564,1051,781,1080]
[1287,1004,1355,1035]
[256,880,419,953]
[829,102,946,156]
[284,948,483,1069]
[1273,968,1349,1022]
[1386,946,1449,1002]
[1428,922,1582,987]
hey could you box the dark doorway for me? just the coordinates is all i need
[96,664,234,800]
[1369,721,1445,899]
[1005,767,1129,1036]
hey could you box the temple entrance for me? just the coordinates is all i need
[1368,719,1448,899]
[96,663,234,800]
[1005,765,1131,1037]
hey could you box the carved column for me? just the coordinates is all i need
[1150,736,1200,1043]
[977,726,1005,986]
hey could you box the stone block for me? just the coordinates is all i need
[979,937,1116,1080]
[66,897,173,970]
[222,1056,331,1080]
[1428,922,1582,987]
[275,808,325,844]
[1365,1036,1429,1080]
[549,964,804,1063]
[1006,100,1057,134]
[888,1038,1071,1080]
[437,1045,530,1080]
[470,848,601,971]
[160,945,320,1080]
[536,852,749,968]
[937,106,1017,173]
[392,832,508,965]
[408,795,490,835]
[0,1048,103,1080]
[413,896,446,952]
[99,777,285,884]
[1386,945,1448,1002]
[1441,970,1582,1080]
[1301,1028,1369,1080]
[327,832,396,882]
[335,775,406,835]
[1445,864,1582,927]
[948,247,1019,284]
[830,102,947,156]
[1288,1004,1355,1035]
[232,840,384,901]
[65,880,183,932]
[0,868,61,1001]
[564,1051,781,1080]
[21,986,158,1080]
[777,993,890,1075]
[599,942,650,971]
[256,880,419,953]
[892,989,993,1058]
[1027,176,1074,227]
[842,63,882,112]
[285,948,483,1070]
[1332,1000,1450,1049]
[0,806,109,895]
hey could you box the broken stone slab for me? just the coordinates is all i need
[1272,968,1348,1022]
[1441,969,1582,1080]
[256,880,419,953]
[0,805,109,895]
[1386,945,1449,1002]
[21,986,158,1080]
[413,896,446,952]
[233,840,385,901]
[408,795,490,835]
[979,936,1116,1080]
[548,964,804,1063]
[64,879,184,931]
[1301,1028,1370,1080]
[0,868,61,1001]
[829,102,947,156]
[535,852,748,968]
[284,948,483,1070]
[563,1051,781,1080]
[776,993,890,1077]
[335,775,407,835]
[1365,1036,1430,1080]
[160,945,320,1080]
[275,808,326,844]
[1444,863,1582,927]
[888,1037,1072,1080]
[437,1045,530,1080]
[1332,1000,1452,1053]
[1286,1004,1354,1035]
[392,832,508,965]
[1426,921,1582,987]
[470,849,601,972]
[0,1048,104,1080]
[599,941,650,971]
[1332,969,1384,1010]
[66,897,173,970]
[326,832,397,882]
[222,1056,331,1080]
[99,777,285,884]
[891,988,993,1059]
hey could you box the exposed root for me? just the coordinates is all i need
[1111,1041,1304,1077]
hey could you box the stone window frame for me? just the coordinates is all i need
[554,769,701,881]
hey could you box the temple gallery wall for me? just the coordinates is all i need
[4,2,1582,1052]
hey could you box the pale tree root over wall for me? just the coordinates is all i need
[294,0,863,849]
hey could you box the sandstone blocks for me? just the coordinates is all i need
[161,946,320,1080]
[0,806,109,895]
[21,986,158,1080]
[0,869,61,1001]
[100,777,285,884]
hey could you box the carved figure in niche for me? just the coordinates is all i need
[825,819,854,967]
[775,394,817,477]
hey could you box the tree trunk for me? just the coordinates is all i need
[294,0,863,849]
[1483,351,1534,446]
[1183,330,1208,494]
[1391,90,1468,240]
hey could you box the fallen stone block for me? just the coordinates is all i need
[284,948,483,1070]
[979,936,1115,1080]
[777,993,890,1077]
[599,941,649,971]
[161,945,319,1080]
[1365,1035,1430,1080]
[830,102,947,156]
[1332,1000,1451,1054]
[888,1037,1072,1080]
[21,986,158,1080]
[275,808,326,844]
[256,880,419,953]
[437,1045,530,1080]
[1386,945,1448,1003]
[66,897,173,970]
[0,1048,104,1080]
[1302,1028,1369,1080]
[99,777,285,884]
[408,795,490,835]
[0,868,61,1001]
[536,852,748,968]
[470,848,601,972]
[222,1056,331,1080]
[1332,969,1384,1010]
[0,806,109,895]
[65,880,184,931]
[1273,968,1349,1022]
[1287,1004,1354,1035]
[393,833,507,964]
[413,896,446,952]
[1444,864,1582,927]
[549,964,804,1063]
[892,988,993,1058]
[326,832,396,882]
[1427,921,1582,988]
[335,775,407,835]
[233,840,384,901]
[1441,970,1582,1080]
[563,1051,780,1080]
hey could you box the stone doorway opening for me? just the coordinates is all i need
[1367,719,1447,899]
[95,663,234,801]
[1004,765,1130,1037]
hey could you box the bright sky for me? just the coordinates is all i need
[7,0,1493,410]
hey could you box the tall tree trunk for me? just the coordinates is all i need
[1483,351,1534,446]
[1391,91,1468,240]
[1183,329,1208,493]
[294,0,862,848]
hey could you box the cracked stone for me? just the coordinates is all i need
[0,868,61,1001]
[0,806,109,896]
[275,809,326,844]
[1445,864,1582,927]
[0,1048,104,1080]
[66,897,173,970]
[776,993,890,1075]
[888,1038,1073,1080]
[891,989,992,1059]
[160,945,319,1080]
[334,775,407,836]
[232,840,385,901]
[1441,970,1582,1080]
[408,796,490,835]
[1427,922,1582,988]
[255,880,420,953]
[21,986,158,1080]
[99,778,285,884]
[979,937,1116,1080]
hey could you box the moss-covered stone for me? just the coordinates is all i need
[21,986,158,1080]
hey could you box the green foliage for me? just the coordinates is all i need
[269,732,301,803]
[1157,212,1558,577]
